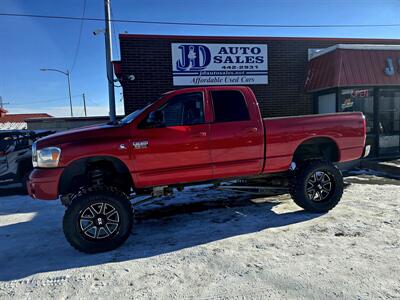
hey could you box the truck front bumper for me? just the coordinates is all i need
[28,168,64,200]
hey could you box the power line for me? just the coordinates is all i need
[70,0,87,73]
[7,94,82,106]
[86,97,100,105]
[1,12,400,28]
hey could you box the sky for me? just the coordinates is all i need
[0,0,400,117]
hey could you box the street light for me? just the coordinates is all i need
[40,68,73,117]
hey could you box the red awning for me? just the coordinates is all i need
[305,46,400,92]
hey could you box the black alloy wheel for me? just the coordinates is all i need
[306,170,334,202]
[290,160,344,212]
[63,187,133,253]
[79,202,121,240]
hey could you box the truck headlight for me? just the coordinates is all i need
[32,142,38,167]
[33,144,61,168]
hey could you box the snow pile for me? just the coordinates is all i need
[0,181,399,299]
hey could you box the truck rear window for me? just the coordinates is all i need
[211,90,250,123]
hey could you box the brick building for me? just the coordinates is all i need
[114,34,400,157]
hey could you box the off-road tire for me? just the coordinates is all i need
[63,186,133,253]
[290,160,344,212]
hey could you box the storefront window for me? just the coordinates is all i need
[339,88,374,133]
[318,93,336,114]
[378,88,400,154]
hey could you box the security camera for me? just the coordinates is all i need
[93,29,105,35]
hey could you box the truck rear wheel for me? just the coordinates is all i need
[63,187,133,253]
[290,160,343,212]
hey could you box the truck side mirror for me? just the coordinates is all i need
[146,110,165,128]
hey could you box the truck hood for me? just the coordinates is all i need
[36,123,122,148]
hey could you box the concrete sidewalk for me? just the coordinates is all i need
[360,159,400,179]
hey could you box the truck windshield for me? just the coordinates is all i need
[119,106,148,124]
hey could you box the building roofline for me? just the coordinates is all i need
[309,43,400,60]
[119,33,400,43]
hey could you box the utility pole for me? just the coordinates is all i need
[82,93,87,117]
[0,96,10,109]
[66,70,73,117]
[104,0,116,123]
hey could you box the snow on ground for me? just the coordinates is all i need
[0,177,399,299]
[380,159,400,168]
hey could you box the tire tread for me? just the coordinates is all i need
[63,185,133,253]
[290,160,343,212]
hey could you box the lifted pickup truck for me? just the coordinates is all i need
[28,86,367,253]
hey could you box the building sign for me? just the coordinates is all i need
[384,57,400,76]
[341,88,372,112]
[351,89,369,98]
[171,43,268,86]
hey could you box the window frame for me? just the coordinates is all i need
[312,88,338,114]
[138,92,206,129]
[338,87,374,134]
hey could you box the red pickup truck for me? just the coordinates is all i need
[28,86,368,253]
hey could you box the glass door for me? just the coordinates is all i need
[378,88,400,155]
[339,88,377,156]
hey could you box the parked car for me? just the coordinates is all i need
[28,86,368,253]
[0,130,53,192]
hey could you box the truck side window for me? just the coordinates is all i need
[140,92,205,128]
[211,90,250,123]
[0,136,11,153]
[14,133,29,150]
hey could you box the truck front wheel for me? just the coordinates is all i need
[290,160,344,212]
[63,187,133,253]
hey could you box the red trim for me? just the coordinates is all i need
[119,33,400,43]
[0,113,52,123]
[112,60,122,79]
[305,48,400,92]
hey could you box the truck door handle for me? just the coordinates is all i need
[192,131,207,137]
[247,127,258,133]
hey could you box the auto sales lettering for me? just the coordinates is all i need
[171,43,268,86]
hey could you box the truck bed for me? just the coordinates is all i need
[263,112,366,173]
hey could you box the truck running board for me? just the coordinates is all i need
[217,185,288,196]
[130,182,289,208]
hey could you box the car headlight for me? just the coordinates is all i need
[33,143,61,168]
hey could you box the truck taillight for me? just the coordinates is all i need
[362,114,367,144]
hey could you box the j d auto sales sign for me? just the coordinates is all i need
[171,43,268,86]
